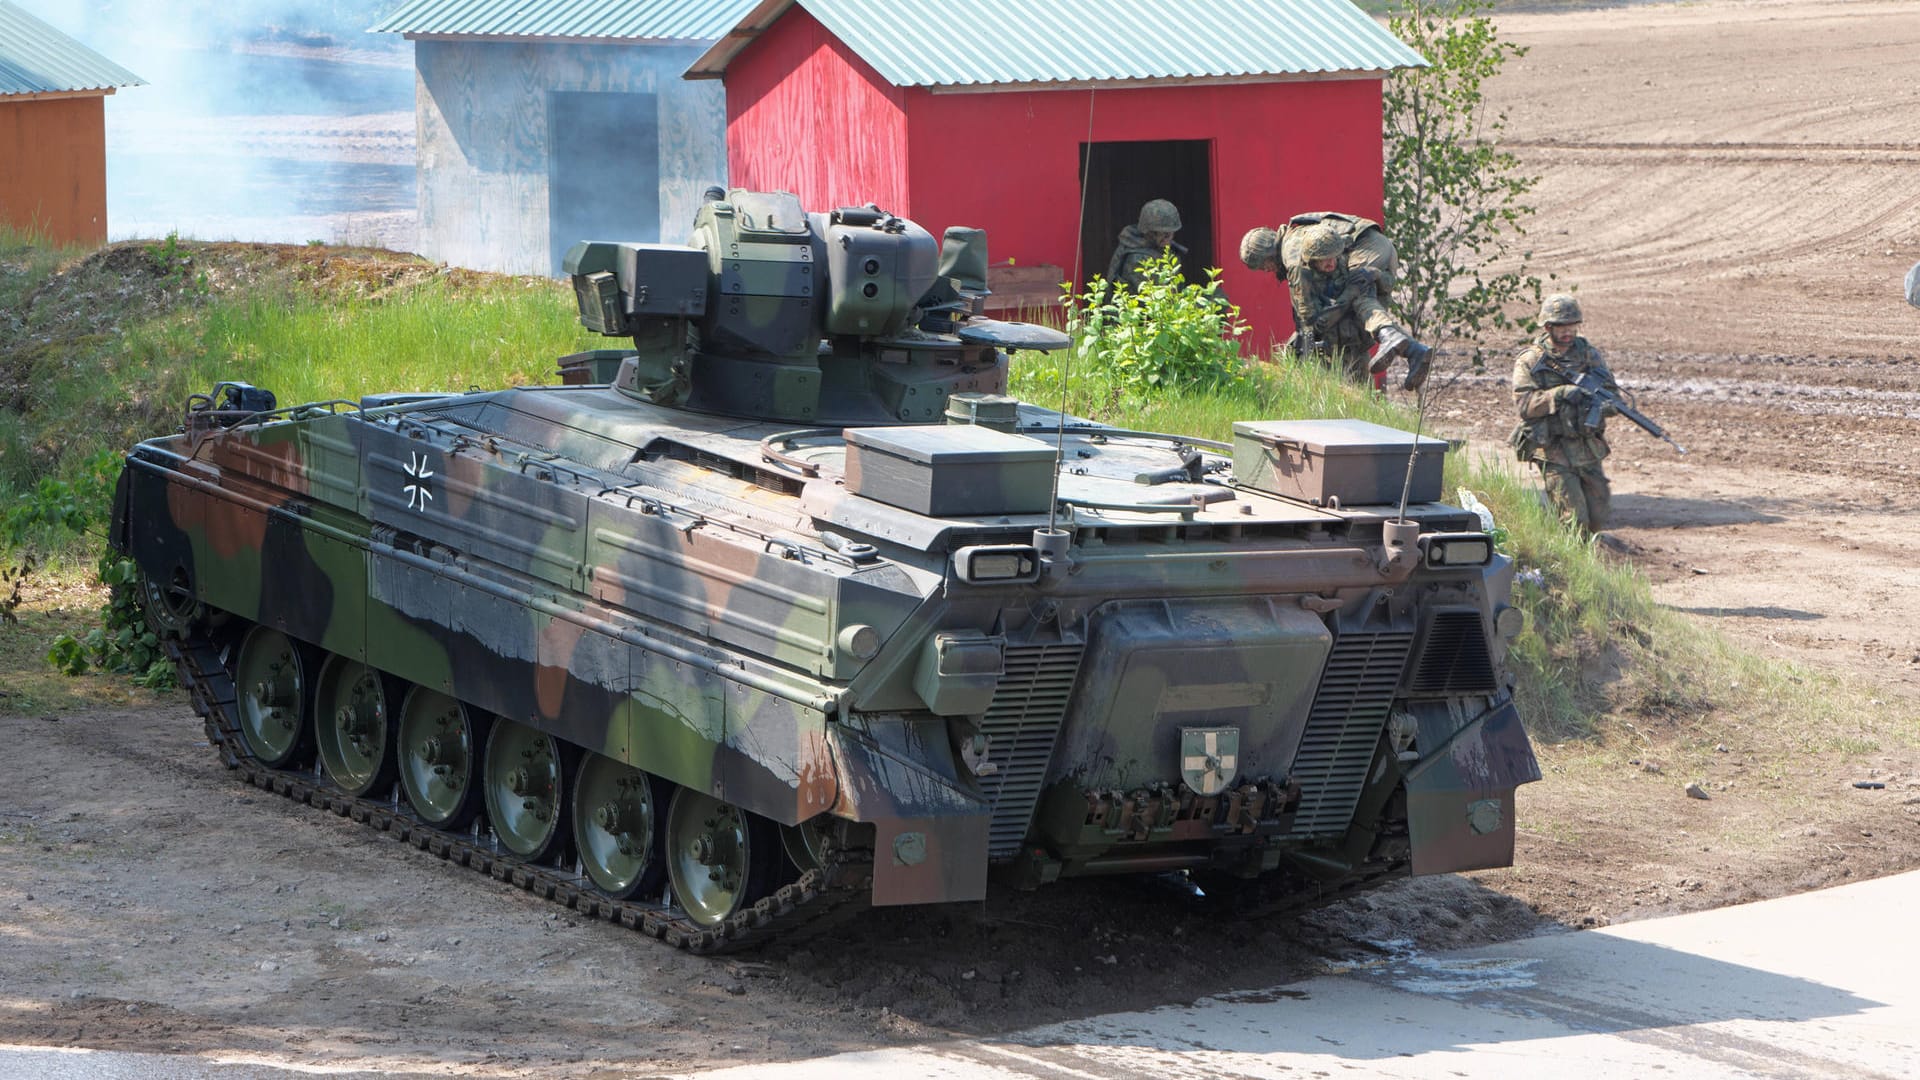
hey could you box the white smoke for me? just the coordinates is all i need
[13,0,417,247]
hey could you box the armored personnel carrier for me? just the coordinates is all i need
[112,191,1538,952]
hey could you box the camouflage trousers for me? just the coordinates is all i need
[1536,459,1611,533]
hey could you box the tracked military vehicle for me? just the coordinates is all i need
[112,190,1538,952]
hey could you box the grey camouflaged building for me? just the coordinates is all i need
[372,0,755,275]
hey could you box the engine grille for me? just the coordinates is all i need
[1406,608,1497,695]
[978,641,1085,859]
[1289,630,1415,837]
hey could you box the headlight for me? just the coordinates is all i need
[1419,532,1494,568]
[951,544,1040,584]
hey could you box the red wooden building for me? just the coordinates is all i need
[688,0,1424,352]
[0,1,143,246]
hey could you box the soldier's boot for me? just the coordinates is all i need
[1401,340,1434,391]
[1370,326,1414,373]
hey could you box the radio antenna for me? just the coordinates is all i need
[1395,378,1431,522]
[1046,88,1098,537]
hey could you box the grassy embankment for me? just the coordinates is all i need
[0,229,1899,783]
[0,228,600,710]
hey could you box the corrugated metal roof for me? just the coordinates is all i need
[0,0,145,96]
[688,0,1425,85]
[370,0,759,41]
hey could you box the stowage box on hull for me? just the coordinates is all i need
[844,424,1056,516]
[1233,418,1448,506]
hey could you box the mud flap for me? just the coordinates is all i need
[826,722,990,905]
[1403,699,1541,875]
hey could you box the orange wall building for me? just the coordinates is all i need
[0,1,143,246]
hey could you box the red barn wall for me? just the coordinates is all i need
[0,95,109,246]
[721,6,909,214]
[904,79,1386,353]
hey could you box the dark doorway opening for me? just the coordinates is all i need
[1078,139,1215,289]
[548,90,660,275]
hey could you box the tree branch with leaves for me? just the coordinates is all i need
[1384,0,1546,373]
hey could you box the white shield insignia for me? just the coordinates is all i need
[1180,727,1240,796]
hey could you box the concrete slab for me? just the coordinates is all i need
[672,869,1920,1079]
[5,870,1913,1079]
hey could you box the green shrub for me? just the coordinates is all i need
[1063,254,1248,400]
[44,554,175,687]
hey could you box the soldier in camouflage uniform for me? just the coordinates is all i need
[1107,199,1184,290]
[1511,294,1619,534]
[1238,213,1432,390]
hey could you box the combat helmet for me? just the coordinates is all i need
[1540,294,1584,325]
[1299,223,1346,262]
[1238,227,1279,270]
[1138,199,1182,234]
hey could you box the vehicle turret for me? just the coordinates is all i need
[563,189,1067,425]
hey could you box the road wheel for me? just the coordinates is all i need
[665,788,781,928]
[572,754,666,900]
[482,719,570,862]
[313,656,396,798]
[232,625,310,768]
[396,688,487,829]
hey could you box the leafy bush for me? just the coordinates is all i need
[44,555,176,688]
[1063,254,1248,400]
[0,450,174,687]
[1,449,122,544]
[145,230,209,295]
[1,554,30,626]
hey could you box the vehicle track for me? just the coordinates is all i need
[165,632,872,955]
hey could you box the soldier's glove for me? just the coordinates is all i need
[1555,385,1587,407]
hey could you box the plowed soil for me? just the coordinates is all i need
[3,1,1919,1075]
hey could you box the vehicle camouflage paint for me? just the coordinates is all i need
[112,191,1539,952]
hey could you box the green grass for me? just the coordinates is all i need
[1009,346,1414,440]
[0,222,85,316]
[2,259,598,499]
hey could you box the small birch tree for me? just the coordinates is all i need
[1384,0,1545,371]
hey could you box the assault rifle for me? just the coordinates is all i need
[1574,370,1686,454]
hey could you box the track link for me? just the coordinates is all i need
[167,633,869,955]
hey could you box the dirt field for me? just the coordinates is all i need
[3,1,1919,1075]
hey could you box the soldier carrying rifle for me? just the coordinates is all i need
[1510,294,1684,535]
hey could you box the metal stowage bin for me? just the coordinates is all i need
[844,424,1056,516]
[1232,419,1447,506]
